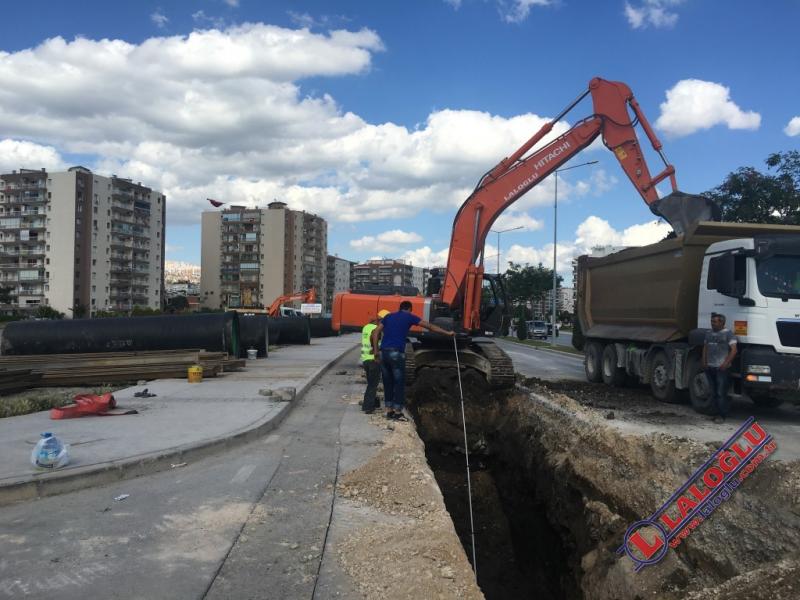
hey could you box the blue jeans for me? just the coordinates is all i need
[705,367,730,417]
[379,348,406,411]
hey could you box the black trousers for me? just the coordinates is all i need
[362,360,381,412]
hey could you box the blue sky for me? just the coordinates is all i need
[0,0,798,280]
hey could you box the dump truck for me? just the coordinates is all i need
[575,221,800,413]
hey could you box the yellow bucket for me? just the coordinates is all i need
[187,365,203,384]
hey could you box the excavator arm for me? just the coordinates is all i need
[441,77,717,329]
[266,287,317,317]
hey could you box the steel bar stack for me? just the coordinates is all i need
[0,349,245,389]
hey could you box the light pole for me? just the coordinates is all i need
[490,225,524,275]
[551,160,598,346]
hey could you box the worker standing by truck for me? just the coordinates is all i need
[702,313,738,423]
[361,310,390,415]
[371,301,455,421]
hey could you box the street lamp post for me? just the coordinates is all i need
[490,225,524,275]
[551,160,598,346]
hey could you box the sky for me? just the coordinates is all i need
[0,0,798,283]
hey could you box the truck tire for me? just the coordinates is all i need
[584,341,603,383]
[748,392,784,409]
[601,344,626,386]
[687,356,715,415]
[650,351,680,403]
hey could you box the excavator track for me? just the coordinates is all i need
[408,339,515,390]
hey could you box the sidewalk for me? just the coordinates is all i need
[0,334,358,506]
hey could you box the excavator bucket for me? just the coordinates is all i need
[650,191,721,237]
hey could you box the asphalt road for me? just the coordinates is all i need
[0,350,367,600]
[494,338,585,382]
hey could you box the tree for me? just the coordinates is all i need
[33,305,64,320]
[505,262,563,315]
[71,303,88,319]
[704,151,800,225]
[0,286,13,305]
[167,295,189,312]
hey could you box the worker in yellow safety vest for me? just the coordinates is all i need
[361,309,390,414]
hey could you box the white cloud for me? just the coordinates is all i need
[401,246,450,268]
[192,11,227,29]
[350,229,423,253]
[624,0,683,29]
[784,116,800,137]
[655,79,761,137]
[151,10,169,29]
[492,211,543,232]
[0,139,66,173]
[400,216,670,277]
[502,0,552,23]
[223,0,239,7]
[0,23,608,234]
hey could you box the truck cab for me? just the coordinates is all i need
[697,235,800,405]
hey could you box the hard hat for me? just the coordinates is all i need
[377,309,390,319]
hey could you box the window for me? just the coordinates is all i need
[92,259,96,266]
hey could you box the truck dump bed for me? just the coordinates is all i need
[576,221,800,343]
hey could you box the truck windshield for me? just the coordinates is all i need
[756,255,800,299]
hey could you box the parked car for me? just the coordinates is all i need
[526,320,548,339]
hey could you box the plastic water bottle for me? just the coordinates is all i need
[31,432,70,469]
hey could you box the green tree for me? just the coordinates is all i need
[0,286,14,305]
[167,295,190,312]
[33,305,64,319]
[505,262,562,308]
[704,151,800,225]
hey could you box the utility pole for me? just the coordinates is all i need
[551,160,598,346]
[490,225,524,275]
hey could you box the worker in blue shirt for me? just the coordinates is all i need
[370,300,454,420]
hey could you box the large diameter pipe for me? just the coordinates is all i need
[308,317,340,338]
[0,312,240,356]
[267,317,311,345]
[238,315,270,358]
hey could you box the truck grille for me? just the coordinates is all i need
[777,320,800,347]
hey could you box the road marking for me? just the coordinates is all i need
[230,464,257,485]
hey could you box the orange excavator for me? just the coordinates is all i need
[266,287,317,317]
[332,77,717,387]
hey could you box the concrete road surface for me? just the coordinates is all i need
[0,350,371,600]
[495,338,585,382]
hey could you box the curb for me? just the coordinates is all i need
[499,338,583,359]
[0,342,359,507]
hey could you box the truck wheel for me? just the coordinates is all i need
[650,351,680,403]
[749,392,784,409]
[601,344,626,386]
[584,342,603,383]
[687,356,715,415]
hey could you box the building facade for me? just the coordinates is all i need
[0,167,165,316]
[352,259,429,292]
[325,255,355,311]
[201,202,328,310]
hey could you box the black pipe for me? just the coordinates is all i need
[238,315,270,358]
[0,312,240,356]
[308,317,340,338]
[267,317,311,345]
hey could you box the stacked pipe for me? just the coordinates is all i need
[0,312,241,357]
[307,317,339,338]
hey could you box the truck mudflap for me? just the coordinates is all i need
[740,346,800,393]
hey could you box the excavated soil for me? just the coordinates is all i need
[336,414,483,600]
[408,366,800,600]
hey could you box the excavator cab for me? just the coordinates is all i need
[479,274,509,336]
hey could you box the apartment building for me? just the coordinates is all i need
[201,202,328,309]
[0,167,165,315]
[351,259,429,294]
[325,255,355,310]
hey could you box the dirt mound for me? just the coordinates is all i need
[336,418,483,600]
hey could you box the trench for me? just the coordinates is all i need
[408,367,588,600]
